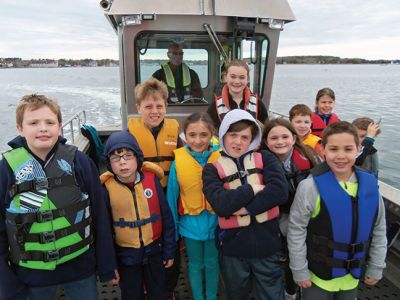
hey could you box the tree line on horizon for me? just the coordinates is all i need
[1,56,399,67]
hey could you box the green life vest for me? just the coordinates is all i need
[3,145,93,270]
[161,62,191,103]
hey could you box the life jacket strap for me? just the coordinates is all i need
[8,175,76,198]
[18,235,93,262]
[309,252,366,270]
[20,216,92,244]
[310,234,369,253]
[220,168,261,183]
[6,198,90,225]
[113,213,161,228]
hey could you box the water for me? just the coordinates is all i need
[0,64,399,189]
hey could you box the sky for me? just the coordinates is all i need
[0,0,399,60]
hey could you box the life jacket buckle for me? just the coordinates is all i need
[45,249,60,262]
[345,258,361,270]
[40,231,56,244]
[34,178,49,191]
[37,210,54,222]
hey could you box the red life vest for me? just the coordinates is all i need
[311,112,339,137]
[212,152,279,229]
[215,85,258,122]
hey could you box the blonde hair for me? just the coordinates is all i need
[16,94,62,127]
[135,77,168,106]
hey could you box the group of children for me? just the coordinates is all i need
[0,64,389,300]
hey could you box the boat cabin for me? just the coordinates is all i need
[100,0,295,127]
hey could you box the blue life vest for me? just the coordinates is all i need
[307,163,379,280]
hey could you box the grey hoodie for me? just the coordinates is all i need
[218,109,261,156]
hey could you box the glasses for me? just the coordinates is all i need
[169,51,184,56]
[109,153,136,163]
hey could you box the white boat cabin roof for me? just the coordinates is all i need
[105,0,296,23]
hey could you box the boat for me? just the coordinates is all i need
[59,0,400,298]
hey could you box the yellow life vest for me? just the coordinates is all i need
[100,165,163,248]
[128,118,179,187]
[174,147,221,215]
[213,152,279,228]
[303,133,321,149]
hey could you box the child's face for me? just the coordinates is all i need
[17,106,61,160]
[136,93,166,128]
[109,149,138,183]
[322,133,360,181]
[226,66,248,97]
[316,95,335,115]
[356,128,367,145]
[185,121,212,153]
[223,127,252,158]
[266,125,296,160]
[291,115,312,138]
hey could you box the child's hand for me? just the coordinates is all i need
[366,122,380,138]
[296,280,312,288]
[110,269,120,285]
[164,259,174,268]
[233,207,248,216]
[364,276,379,286]
[251,184,265,195]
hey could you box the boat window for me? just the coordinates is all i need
[139,48,208,88]
[134,32,268,105]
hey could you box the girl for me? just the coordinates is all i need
[207,59,268,128]
[311,87,340,137]
[261,118,320,300]
[166,112,220,300]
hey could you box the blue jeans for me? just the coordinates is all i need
[28,274,98,300]
[220,254,285,300]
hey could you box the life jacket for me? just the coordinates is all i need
[174,147,221,215]
[215,85,258,122]
[128,118,179,187]
[302,133,321,149]
[162,62,191,103]
[3,145,92,271]
[307,163,379,280]
[281,148,312,213]
[100,162,164,248]
[311,112,339,137]
[212,152,279,229]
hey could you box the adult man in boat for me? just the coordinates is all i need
[152,43,203,104]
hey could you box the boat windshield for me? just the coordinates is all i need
[135,32,269,105]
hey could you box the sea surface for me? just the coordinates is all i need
[0,64,399,189]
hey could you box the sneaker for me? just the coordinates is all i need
[387,222,400,248]
[285,291,296,300]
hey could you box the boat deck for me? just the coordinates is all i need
[55,246,400,300]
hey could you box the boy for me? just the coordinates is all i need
[128,77,182,296]
[352,117,381,177]
[100,131,176,300]
[289,104,323,157]
[311,87,340,137]
[128,77,181,188]
[0,94,116,300]
[287,121,387,299]
[202,109,288,300]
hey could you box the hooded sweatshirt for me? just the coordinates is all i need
[0,136,116,300]
[202,109,288,258]
[102,131,176,265]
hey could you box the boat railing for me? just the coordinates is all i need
[61,110,89,151]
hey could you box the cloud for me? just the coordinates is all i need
[279,0,400,59]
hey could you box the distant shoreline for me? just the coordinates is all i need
[1,55,399,69]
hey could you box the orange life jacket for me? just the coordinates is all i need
[311,112,339,137]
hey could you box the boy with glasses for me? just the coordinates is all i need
[101,130,176,300]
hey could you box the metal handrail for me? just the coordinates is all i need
[61,110,86,144]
